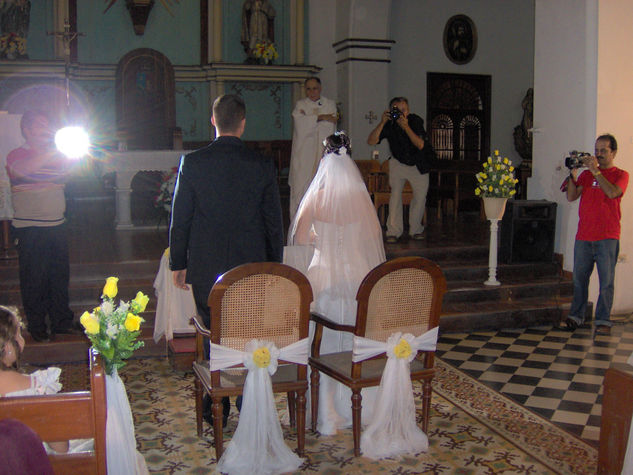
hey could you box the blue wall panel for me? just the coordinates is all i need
[227,81,291,141]
[77,1,200,65]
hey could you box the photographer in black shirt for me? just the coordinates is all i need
[367,97,430,242]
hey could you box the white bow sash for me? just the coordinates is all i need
[211,338,308,475]
[352,327,439,460]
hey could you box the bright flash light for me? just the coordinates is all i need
[55,126,90,159]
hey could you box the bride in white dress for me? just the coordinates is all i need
[287,132,386,435]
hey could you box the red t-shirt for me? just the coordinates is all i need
[576,166,629,241]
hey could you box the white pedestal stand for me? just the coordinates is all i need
[482,197,508,286]
[484,218,501,286]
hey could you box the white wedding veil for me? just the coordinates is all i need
[288,133,386,302]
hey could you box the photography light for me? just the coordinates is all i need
[55,126,90,159]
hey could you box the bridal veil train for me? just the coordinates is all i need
[286,132,386,435]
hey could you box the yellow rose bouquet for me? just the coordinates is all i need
[80,277,148,375]
[475,150,519,198]
[253,41,279,64]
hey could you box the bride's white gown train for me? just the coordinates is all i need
[286,147,386,435]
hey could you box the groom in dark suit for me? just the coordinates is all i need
[169,94,284,426]
[169,93,284,322]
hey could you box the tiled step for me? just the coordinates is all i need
[1,282,157,310]
[168,336,196,372]
[444,277,572,304]
[439,297,586,333]
[21,311,166,365]
[388,244,489,263]
[0,260,160,286]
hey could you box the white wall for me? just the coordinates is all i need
[307,0,337,99]
[308,0,534,162]
[595,0,633,314]
[531,0,597,268]
[389,0,534,167]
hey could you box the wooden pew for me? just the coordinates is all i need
[0,349,107,475]
[598,365,633,474]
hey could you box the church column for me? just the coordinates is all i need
[212,0,223,62]
[334,0,393,161]
[294,0,304,65]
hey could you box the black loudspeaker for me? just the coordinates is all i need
[499,200,557,263]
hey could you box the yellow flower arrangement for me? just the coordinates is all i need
[475,150,519,198]
[0,33,27,59]
[253,41,278,64]
[252,346,271,368]
[80,276,148,375]
[393,338,412,359]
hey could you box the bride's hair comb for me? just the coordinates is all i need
[323,131,351,156]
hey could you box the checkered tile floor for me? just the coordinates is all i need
[436,318,633,447]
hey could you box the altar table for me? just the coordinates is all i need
[102,150,188,229]
[153,249,195,343]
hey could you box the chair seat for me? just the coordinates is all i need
[310,352,435,388]
[193,361,308,397]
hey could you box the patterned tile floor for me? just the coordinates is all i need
[436,316,633,447]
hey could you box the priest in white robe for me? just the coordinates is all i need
[288,77,337,222]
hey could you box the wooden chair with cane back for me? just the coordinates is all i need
[309,256,446,456]
[191,262,313,460]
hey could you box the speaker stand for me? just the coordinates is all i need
[484,218,501,286]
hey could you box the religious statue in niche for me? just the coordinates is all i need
[513,88,533,162]
[241,0,276,63]
[0,0,31,60]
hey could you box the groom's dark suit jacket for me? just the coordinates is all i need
[169,135,284,302]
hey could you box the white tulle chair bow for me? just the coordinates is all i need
[352,326,439,460]
[210,337,309,475]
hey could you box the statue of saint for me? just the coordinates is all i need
[0,0,31,59]
[241,0,275,58]
[513,88,533,161]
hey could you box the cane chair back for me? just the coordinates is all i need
[192,262,313,460]
[363,266,436,342]
[309,256,446,456]
[215,272,304,352]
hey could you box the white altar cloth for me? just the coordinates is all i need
[0,112,23,220]
[101,150,188,229]
[153,249,196,342]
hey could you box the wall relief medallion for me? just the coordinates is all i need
[443,15,477,65]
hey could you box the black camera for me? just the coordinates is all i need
[565,151,590,169]
[389,106,402,121]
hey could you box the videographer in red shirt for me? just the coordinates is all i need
[562,134,629,335]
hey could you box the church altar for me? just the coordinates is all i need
[101,150,188,229]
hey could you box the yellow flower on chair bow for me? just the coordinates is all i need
[252,346,271,368]
[209,337,309,474]
[352,328,439,460]
[393,338,412,359]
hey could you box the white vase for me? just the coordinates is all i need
[483,197,508,220]
[482,197,507,286]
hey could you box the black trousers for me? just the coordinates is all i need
[192,282,235,415]
[192,283,212,329]
[12,224,74,334]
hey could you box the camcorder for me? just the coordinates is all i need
[565,151,590,170]
[389,106,403,121]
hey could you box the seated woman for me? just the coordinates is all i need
[0,305,71,453]
[288,132,386,435]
